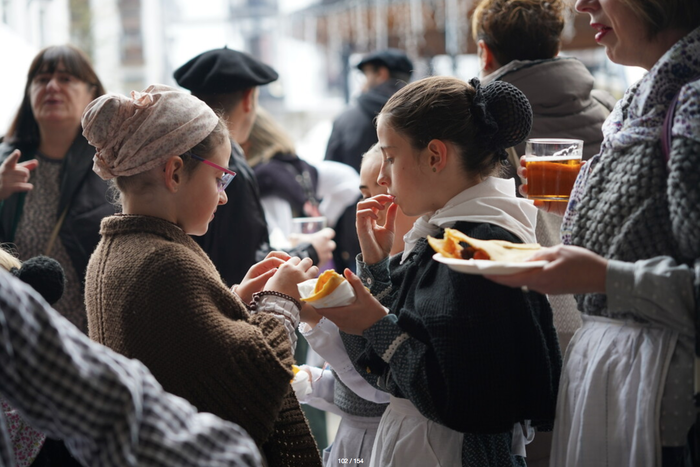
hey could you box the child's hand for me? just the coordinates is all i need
[300,303,323,327]
[264,257,319,301]
[356,194,397,265]
[315,269,388,335]
[234,251,290,303]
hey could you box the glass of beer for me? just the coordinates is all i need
[525,138,584,201]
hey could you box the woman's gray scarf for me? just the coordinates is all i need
[569,26,700,316]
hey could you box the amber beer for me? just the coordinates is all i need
[525,139,584,201]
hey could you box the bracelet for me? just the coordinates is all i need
[250,291,302,312]
[381,332,410,363]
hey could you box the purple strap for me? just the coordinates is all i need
[661,91,681,164]
[662,76,700,164]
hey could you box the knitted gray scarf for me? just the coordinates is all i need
[568,26,700,317]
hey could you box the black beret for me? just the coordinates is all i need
[357,48,413,76]
[174,47,278,94]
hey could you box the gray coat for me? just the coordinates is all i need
[484,57,616,162]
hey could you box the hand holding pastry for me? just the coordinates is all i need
[235,251,290,303]
[314,269,388,335]
[265,256,319,301]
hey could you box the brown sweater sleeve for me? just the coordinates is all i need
[87,245,295,446]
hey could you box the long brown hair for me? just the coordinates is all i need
[244,107,296,167]
[5,45,106,146]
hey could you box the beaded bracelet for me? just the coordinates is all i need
[381,332,410,363]
[250,291,302,312]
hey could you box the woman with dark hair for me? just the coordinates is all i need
[0,44,114,333]
[488,0,700,465]
[314,76,561,467]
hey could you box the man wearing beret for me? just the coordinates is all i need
[324,48,413,272]
[174,47,334,288]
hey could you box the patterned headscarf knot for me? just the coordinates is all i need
[82,84,219,180]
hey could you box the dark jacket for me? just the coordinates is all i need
[324,79,407,272]
[0,136,115,284]
[343,221,561,466]
[253,152,319,217]
[344,222,561,433]
[485,57,616,164]
[324,79,406,173]
[194,142,318,286]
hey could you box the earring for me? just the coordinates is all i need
[432,167,437,173]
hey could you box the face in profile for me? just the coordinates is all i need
[361,64,385,92]
[575,0,653,68]
[360,153,388,225]
[376,116,433,218]
[29,61,96,128]
[176,138,232,236]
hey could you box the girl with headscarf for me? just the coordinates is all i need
[82,85,322,467]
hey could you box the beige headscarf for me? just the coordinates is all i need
[82,84,219,180]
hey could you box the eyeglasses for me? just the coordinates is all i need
[188,153,236,192]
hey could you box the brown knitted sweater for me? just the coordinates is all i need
[85,214,321,467]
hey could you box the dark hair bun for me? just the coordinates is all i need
[470,78,533,158]
[483,79,533,148]
[11,256,65,305]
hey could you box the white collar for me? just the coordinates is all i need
[401,177,537,263]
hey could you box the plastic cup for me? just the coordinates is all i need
[288,216,327,247]
[525,138,584,201]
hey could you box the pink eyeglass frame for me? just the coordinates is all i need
[188,153,236,192]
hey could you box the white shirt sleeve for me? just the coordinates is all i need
[260,196,294,249]
[300,318,391,404]
[295,365,345,416]
[313,160,361,228]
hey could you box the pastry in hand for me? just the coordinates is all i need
[428,228,541,262]
[298,270,356,308]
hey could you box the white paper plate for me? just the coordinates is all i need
[432,253,548,275]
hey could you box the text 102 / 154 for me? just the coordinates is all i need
[338,459,364,464]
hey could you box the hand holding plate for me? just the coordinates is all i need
[484,244,608,295]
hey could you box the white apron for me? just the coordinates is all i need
[550,315,677,467]
[370,396,464,467]
[323,414,382,467]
